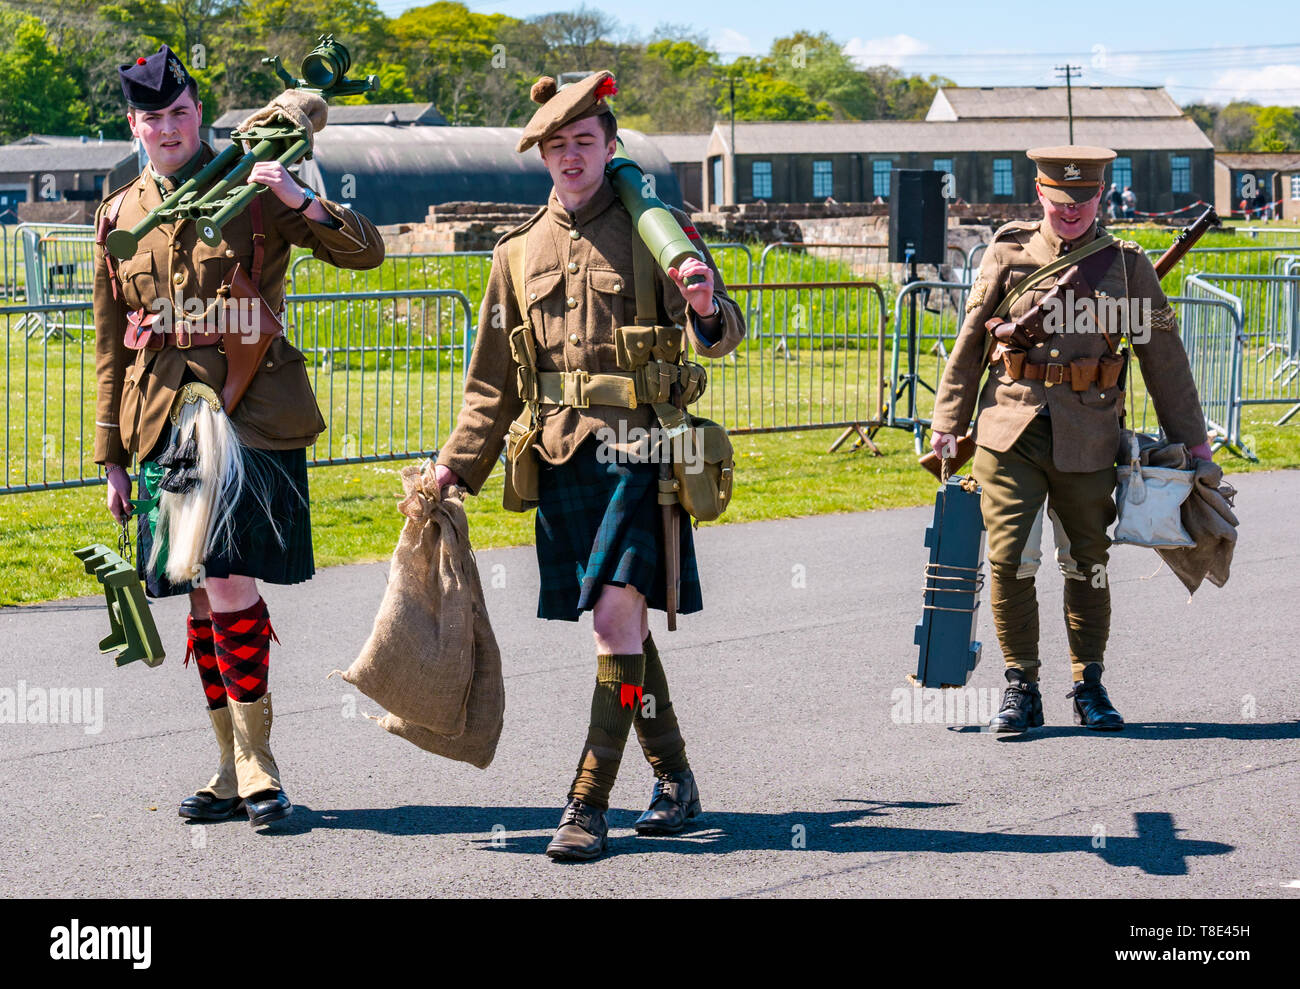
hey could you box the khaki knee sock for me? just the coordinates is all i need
[568,652,644,811]
[634,632,689,775]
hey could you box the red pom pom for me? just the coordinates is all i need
[595,77,618,99]
[137,57,147,65]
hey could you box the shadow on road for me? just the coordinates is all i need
[255,800,1229,875]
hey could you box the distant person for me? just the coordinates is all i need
[1107,183,1122,221]
[1122,186,1136,219]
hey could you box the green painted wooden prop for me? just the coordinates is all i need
[72,536,165,669]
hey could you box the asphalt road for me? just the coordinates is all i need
[2,469,1297,898]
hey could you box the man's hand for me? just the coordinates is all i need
[930,431,959,460]
[433,464,461,492]
[247,161,305,208]
[1188,441,1214,462]
[106,465,133,524]
[667,257,716,317]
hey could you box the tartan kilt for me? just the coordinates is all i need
[535,436,703,622]
[135,428,315,599]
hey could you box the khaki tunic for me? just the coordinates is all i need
[437,179,745,495]
[931,218,1207,473]
[93,141,386,468]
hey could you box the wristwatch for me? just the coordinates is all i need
[292,186,317,214]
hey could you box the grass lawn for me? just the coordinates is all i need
[4,231,1300,605]
[2,407,1295,606]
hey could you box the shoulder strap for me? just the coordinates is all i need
[993,233,1115,319]
[506,228,529,321]
[249,193,266,290]
[632,236,658,326]
[97,188,131,301]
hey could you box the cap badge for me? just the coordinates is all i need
[168,57,186,84]
[1064,163,1082,180]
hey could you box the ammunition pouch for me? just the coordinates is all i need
[651,403,734,523]
[614,324,684,370]
[992,347,1126,392]
[502,408,540,512]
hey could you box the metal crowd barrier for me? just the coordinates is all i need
[1165,285,1251,458]
[1186,272,1300,430]
[756,241,971,286]
[1,290,472,495]
[701,281,887,437]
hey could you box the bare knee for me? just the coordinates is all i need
[591,584,645,652]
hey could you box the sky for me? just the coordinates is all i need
[369,0,1300,107]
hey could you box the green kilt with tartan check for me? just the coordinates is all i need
[535,435,703,621]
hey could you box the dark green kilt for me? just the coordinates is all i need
[136,428,315,599]
[535,436,703,622]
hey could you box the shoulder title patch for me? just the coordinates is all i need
[966,279,988,313]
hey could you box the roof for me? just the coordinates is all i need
[262,126,681,225]
[647,133,710,164]
[1215,152,1300,171]
[7,134,121,146]
[210,102,447,131]
[708,117,1213,155]
[0,142,137,172]
[927,86,1183,121]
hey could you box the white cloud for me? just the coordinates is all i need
[712,28,759,58]
[843,34,929,69]
[1210,64,1300,105]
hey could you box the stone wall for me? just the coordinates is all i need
[378,198,1039,264]
[18,201,95,225]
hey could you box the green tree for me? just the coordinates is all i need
[769,31,877,119]
[0,14,90,141]
[1252,105,1300,152]
[1214,101,1258,151]
[1183,102,1218,141]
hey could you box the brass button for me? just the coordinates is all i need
[225,249,235,258]
[1099,392,1106,398]
[529,292,537,301]
[1049,348,1060,357]
[566,296,577,309]
[613,280,622,291]
[569,228,580,240]
[636,341,645,349]
[1045,380,1055,388]
[567,262,578,273]
[568,333,579,344]
[173,272,184,283]
[265,361,274,368]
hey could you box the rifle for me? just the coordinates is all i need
[919,206,1221,479]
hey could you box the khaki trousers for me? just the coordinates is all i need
[972,417,1116,680]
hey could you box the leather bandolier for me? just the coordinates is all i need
[983,234,1126,393]
[97,192,285,415]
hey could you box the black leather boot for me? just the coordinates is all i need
[244,789,293,826]
[178,792,245,821]
[988,668,1044,733]
[545,799,609,862]
[1069,663,1124,731]
[634,769,701,835]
